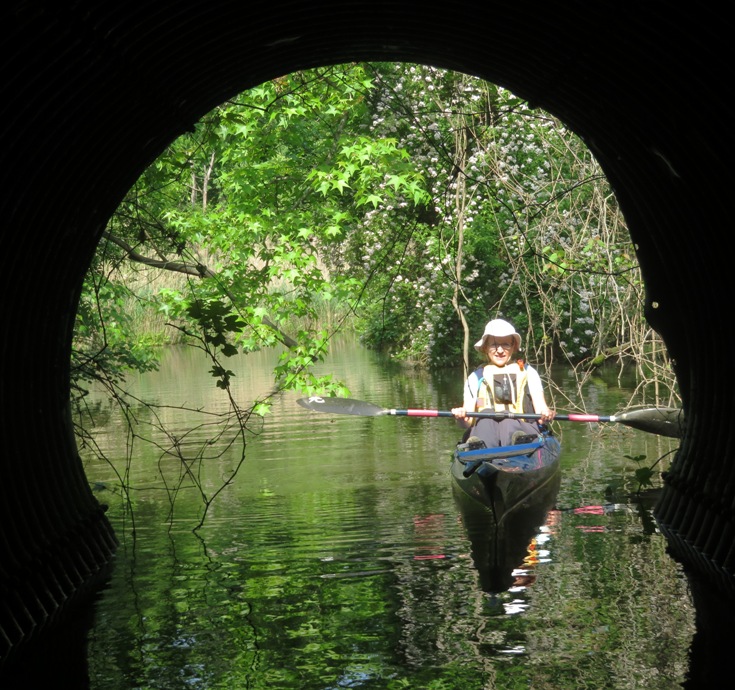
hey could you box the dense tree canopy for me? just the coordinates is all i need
[72,63,677,510]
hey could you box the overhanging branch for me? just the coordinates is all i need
[102,231,298,348]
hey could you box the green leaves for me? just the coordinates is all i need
[633,466,656,488]
[76,60,668,434]
[624,453,656,490]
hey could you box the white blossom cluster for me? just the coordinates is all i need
[343,63,634,364]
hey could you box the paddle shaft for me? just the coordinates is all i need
[388,408,615,423]
[297,396,681,436]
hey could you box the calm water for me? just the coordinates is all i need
[78,337,693,689]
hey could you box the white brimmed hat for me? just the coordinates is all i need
[474,319,521,353]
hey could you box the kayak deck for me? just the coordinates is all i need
[451,433,561,520]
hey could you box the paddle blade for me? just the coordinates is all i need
[296,396,388,416]
[616,407,684,438]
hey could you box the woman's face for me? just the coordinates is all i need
[485,338,516,366]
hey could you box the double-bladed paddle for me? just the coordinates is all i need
[296,395,683,438]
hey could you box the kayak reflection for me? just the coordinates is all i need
[453,471,561,594]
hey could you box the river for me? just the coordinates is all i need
[77,335,693,689]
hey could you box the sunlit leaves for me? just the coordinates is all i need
[75,59,673,439]
[252,402,271,417]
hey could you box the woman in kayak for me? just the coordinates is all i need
[452,318,555,447]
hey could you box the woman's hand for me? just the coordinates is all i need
[452,406,467,419]
[452,406,471,427]
[540,408,556,424]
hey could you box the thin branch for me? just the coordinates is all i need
[101,231,298,348]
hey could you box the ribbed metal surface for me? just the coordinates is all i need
[1,0,733,668]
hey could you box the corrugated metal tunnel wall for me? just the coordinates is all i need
[1,1,733,684]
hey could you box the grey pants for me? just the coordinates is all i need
[468,417,539,447]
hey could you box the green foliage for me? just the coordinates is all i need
[74,61,677,486]
[624,453,656,490]
[340,63,665,386]
[72,258,165,399]
[79,62,655,377]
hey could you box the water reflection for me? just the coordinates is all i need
[454,471,560,596]
[10,336,696,689]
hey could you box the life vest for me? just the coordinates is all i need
[474,360,534,414]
